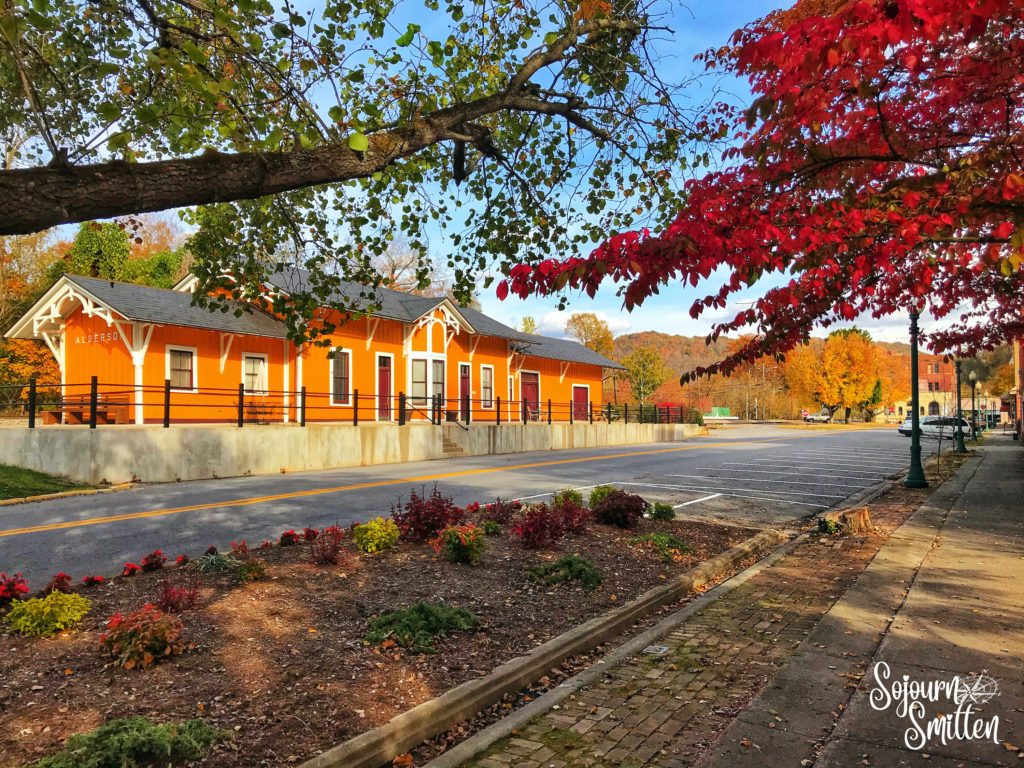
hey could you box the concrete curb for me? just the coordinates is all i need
[298,528,790,768]
[423,531,807,768]
[0,482,133,507]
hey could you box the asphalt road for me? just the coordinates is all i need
[0,425,926,583]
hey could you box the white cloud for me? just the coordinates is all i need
[536,309,631,337]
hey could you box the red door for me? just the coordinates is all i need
[573,386,589,421]
[377,356,392,420]
[459,364,471,420]
[521,372,539,421]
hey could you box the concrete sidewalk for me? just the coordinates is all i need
[705,436,1023,767]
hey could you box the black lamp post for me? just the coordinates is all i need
[969,370,978,441]
[905,305,928,488]
[954,360,966,453]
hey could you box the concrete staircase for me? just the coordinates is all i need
[441,434,467,457]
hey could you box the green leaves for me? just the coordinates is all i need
[348,132,368,153]
[396,23,420,47]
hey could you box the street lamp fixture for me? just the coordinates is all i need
[954,360,967,453]
[905,301,928,488]
[969,371,978,441]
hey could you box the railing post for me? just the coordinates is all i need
[589,401,594,425]
[624,403,629,424]
[353,389,359,426]
[300,387,307,427]
[398,392,406,426]
[88,376,98,429]
[547,398,552,425]
[496,396,501,425]
[237,383,245,427]
[569,398,574,424]
[163,379,171,428]
[27,378,36,429]
[522,398,527,424]
[464,394,471,424]
[606,403,611,423]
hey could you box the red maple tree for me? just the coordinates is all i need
[501,0,1024,379]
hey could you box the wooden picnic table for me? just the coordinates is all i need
[40,398,129,425]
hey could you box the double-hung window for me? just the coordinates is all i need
[331,350,351,405]
[481,366,494,408]
[243,354,268,395]
[167,347,195,391]
[411,359,428,405]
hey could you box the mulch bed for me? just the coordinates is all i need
[0,508,758,768]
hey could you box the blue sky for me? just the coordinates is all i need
[472,1,923,345]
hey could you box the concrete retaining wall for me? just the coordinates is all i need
[0,422,707,484]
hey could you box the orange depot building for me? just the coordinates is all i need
[5,268,622,426]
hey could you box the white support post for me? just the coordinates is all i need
[117,322,154,425]
[282,339,290,424]
[296,343,304,420]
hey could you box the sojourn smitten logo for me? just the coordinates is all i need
[868,661,1001,750]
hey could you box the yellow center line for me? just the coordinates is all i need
[0,430,875,538]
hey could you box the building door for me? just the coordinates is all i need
[573,386,589,421]
[521,372,539,421]
[459,364,471,420]
[377,355,392,421]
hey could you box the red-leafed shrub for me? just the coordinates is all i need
[0,573,29,606]
[153,577,202,613]
[510,504,566,549]
[81,575,104,587]
[464,501,481,515]
[310,526,346,565]
[482,498,522,524]
[43,573,73,594]
[230,540,248,556]
[303,527,318,541]
[100,604,186,670]
[391,486,465,543]
[259,540,272,550]
[279,530,301,546]
[141,550,167,572]
[175,555,189,565]
[592,490,647,529]
[555,501,592,534]
[122,563,141,577]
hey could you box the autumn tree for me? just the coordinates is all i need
[784,329,881,422]
[622,347,669,405]
[565,313,614,357]
[517,317,538,335]
[1,0,711,346]
[504,0,1024,378]
[373,239,451,298]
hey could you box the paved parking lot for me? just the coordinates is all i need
[0,426,924,581]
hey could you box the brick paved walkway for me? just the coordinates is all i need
[459,498,923,768]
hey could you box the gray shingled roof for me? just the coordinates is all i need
[65,275,289,338]
[514,335,625,370]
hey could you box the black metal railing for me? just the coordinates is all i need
[0,380,704,429]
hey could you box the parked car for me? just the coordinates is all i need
[898,415,974,440]
[804,411,832,423]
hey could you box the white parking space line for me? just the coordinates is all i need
[667,474,868,489]
[781,457,902,469]
[718,463,883,477]
[616,482,829,508]
[617,480,845,500]
[696,467,882,480]
[726,459,896,470]
[672,493,722,509]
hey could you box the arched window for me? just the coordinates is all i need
[928,401,940,416]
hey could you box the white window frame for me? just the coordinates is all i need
[165,345,198,392]
[376,352,395,422]
[329,347,353,406]
[508,374,516,421]
[242,352,269,396]
[405,352,446,413]
[480,364,495,409]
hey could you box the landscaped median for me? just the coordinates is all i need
[0,487,782,768]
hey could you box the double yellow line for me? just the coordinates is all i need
[0,432,860,539]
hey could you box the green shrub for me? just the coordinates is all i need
[818,517,841,535]
[365,601,480,653]
[6,592,91,637]
[529,555,602,590]
[629,532,694,562]
[236,559,267,583]
[29,717,220,768]
[435,525,486,565]
[647,502,676,521]
[588,484,617,508]
[482,520,502,536]
[188,552,238,574]
[353,517,400,553]
[552,488,584,508]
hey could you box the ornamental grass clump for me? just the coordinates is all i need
[28,717,220,768]
[352,517,399,553]
[592,490,647,529]
[391,485,465,542]
[529,555,602,590]
[189,551,238,574]
[6,592,91,637]
[101,604,186,670]
[365,601,480,653]
[434,525,486,565]
[629,532,694,563]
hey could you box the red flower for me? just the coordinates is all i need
[122,562,141,577]
[81,575,105,586]
[303,527,318,541]
[175,555,189,565]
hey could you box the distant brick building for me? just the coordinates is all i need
[895,353,1002,427]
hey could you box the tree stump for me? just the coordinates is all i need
[821,507,873,535]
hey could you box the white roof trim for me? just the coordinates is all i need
[4,275,128,340]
